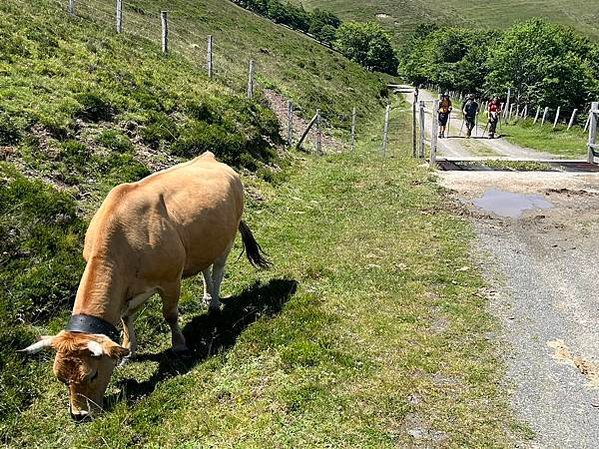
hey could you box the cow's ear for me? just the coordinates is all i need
[101,339,129,360]
[18,336,57,355]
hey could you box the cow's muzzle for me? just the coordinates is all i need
[70,408,92,423]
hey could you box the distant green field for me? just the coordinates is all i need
[292,0,599,41]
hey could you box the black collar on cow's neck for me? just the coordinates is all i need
[66,314,120,343]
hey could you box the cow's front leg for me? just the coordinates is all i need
[159,283,188,353]
[120,315,137,363]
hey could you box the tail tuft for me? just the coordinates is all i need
[239,220,271,269]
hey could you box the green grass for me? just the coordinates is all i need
[0,0,389,430]
[69,0,391,127]
[3,104,523,447]
[290,0,599,42]
[459,160,553,171]
[501,119,589,159]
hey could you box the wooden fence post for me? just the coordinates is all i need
[315,109,322,154]
[588,102,598,164]
[287,101,293,147]
[296,112,319,151]
[553,106,561,130]
[430,100,439,167]
[247,60,255,99]
[382,105,390,157]
[533,106,541,124]
[508,103,515,122]
[68,0,75,15]
[351,107,356,151]
[116,0,123,33]
[504,88,511,119]
[161,11,168,55]
[412,89,418,157]
[419,101,426,158]
[541,107,549,126]
[207,35,213,78]
[568,109,578,130]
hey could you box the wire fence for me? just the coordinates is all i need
[33,0,350,152]
[7,0,409,156]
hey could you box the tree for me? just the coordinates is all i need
[335,22,398,74]
[309,8,341,43]
[485,18,597,109]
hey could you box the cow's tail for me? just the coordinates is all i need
[239,220,271,269]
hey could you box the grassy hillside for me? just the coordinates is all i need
[73,0,392,125]
[293,0,599,42]
[5,100,524,448]
[0,0,390,433]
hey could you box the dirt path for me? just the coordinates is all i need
[402,87,561,160]
[441,170,599,447]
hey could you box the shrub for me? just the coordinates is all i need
[74,91,115,122]
[97,129,133,153]
[0,113,21,145]
[171,121,245,163]
[140,111,179,147]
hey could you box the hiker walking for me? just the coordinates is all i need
[438,93,452,138]
[487,96,502,139]
[462,95,479,138]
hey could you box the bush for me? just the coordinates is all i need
[171,121,244,162]
[0,113,21,146]
[74,91,115,122]
[140,111,179,147]
[97,129,133,153]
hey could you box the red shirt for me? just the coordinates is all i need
[488,101,501,113]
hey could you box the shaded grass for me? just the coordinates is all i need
[4,103,521,447]
[500,120,588,159]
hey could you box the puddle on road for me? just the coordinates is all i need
[472,189,552,218]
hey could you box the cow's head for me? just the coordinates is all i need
[20,331,129,421]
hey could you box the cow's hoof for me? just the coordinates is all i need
[208,305,223,315]
[172,344,190,355]
[173,345,189,354]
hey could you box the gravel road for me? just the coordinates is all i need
[441,172,599,448]
[399,85,599,446]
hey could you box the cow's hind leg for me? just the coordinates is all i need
[209,243,234,312]
[159,283,188,353]
[202,267,214,307]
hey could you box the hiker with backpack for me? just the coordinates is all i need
[462,95,479,138]
[438,93,452,138]
[487,96,502,139]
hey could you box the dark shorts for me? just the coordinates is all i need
[438,112,449,126]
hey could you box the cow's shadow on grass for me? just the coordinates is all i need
[108,278,297,406]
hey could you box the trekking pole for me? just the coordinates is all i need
[459,116,465,137]
[482,120,489,138]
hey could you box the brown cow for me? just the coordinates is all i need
[20,152,269,420]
